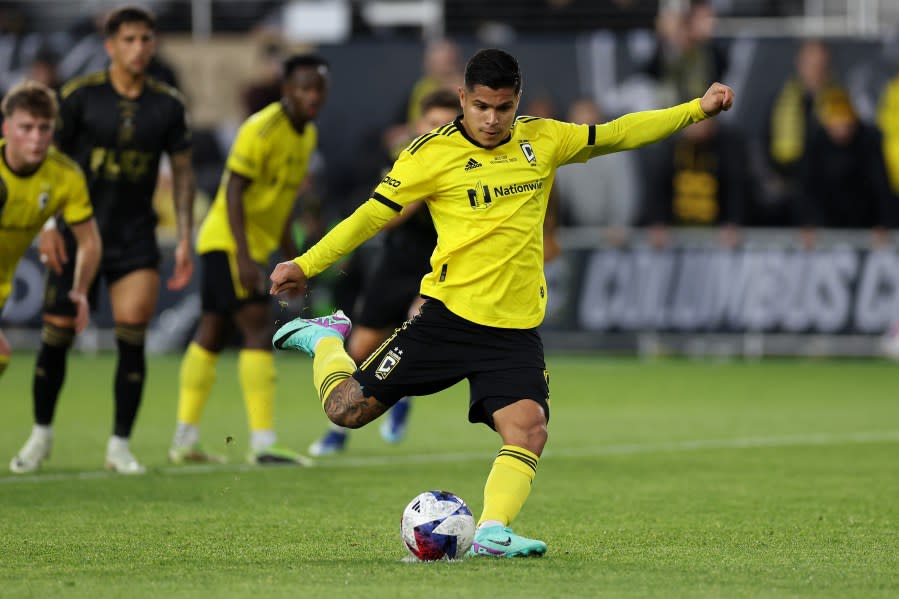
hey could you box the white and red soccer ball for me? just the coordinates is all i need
[401,490,475,561]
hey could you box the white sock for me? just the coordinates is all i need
[32,424,52,440]
[251,430,277,452]
[107,435,130,452]
[173,422,199,448]
[479,520,504,530]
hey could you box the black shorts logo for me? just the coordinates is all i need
[375,348,403,380]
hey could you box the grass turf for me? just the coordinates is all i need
[0,352,897,598]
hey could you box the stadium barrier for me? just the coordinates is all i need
[3,229,897,356]
[542,228,898,356]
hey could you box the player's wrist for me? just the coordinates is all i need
[42,216,57,231]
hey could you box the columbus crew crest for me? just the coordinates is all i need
[519,141,537,166]
[375,347,404,380]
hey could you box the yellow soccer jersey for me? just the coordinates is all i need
[296,99,707,329]
[0,142,92,303]
[196,102,317,263]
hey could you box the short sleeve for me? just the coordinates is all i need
[369,149,436,211]
[225,121,264,180]
[60,166,93,225]
[550,120,595,166]
[55,90,82,155]
[165,97,192,155]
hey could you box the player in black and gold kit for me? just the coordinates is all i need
[21,6,195,474]
[2,82,102,473]
[270,49,734,556]
[169,54,329,467]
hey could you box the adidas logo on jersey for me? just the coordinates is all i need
[464,158,482,171]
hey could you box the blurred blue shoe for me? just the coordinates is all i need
[308,429,348,456]
[380,396,412,444]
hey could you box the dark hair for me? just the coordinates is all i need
[1,80,58,119]
[103,5,156,37]
[464,48,521,94]
[282,54,329,80]
[419,89,460,114]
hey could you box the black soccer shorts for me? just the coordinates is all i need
[353,298,550,429]
[200,251,269,314]
[43,227,160,317]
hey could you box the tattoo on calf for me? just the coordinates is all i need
[325,378,389,428]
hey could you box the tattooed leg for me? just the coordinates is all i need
[324,378,389,428]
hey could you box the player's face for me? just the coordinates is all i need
[1,109,54,170]
[459,84,520,148]
[105,21,156,76]
[283,66,329,122]
[415,106,459,136]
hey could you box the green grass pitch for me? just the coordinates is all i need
[0,352,897,598]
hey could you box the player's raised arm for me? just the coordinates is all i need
[699,82,735,116]
[268,198,398,297]
[592,82,735,156]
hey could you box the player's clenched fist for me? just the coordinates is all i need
[269,260,308,298]
[699,82,735,116]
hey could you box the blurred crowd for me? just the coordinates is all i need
[1,0,899,253]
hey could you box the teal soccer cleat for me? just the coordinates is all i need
[272,310,352,356]
[468,525,547,558]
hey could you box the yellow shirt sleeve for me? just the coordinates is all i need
[60,167,93,225]
[562,98,709,165]
[293,198,397,277]
[226,121,264,180]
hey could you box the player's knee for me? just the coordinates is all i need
[41,322,76,348]
[115,324,147,375]
[322,380,375,429]
[242,328,273,350]
[115,323,147,347]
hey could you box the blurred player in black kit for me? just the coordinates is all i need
[13,6,195,474]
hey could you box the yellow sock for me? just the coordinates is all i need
[239,349,275,432]
[478,445,540,527]
[177,342,218,425]
[0,353,10,378]
[313,337,356,406]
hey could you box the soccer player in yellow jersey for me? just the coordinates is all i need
[169,55,329,465]
[270,49,734,556]
[2,81,102,473]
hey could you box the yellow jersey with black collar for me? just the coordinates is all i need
[197,102,317,263]
[0,142,92,303]
[295,98,708,329]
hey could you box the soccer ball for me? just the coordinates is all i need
[400,490,476,561]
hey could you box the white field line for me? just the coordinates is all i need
[1,430,897,486]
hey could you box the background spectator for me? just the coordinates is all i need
[758,39,839,225]
[645,1,728,106]
[643,116,750,248]
[877,60,899,196]
[798,88,895,247]
[554,98,639,242]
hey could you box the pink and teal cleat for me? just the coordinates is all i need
[468,525,547,558]
[272,310,352,356]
